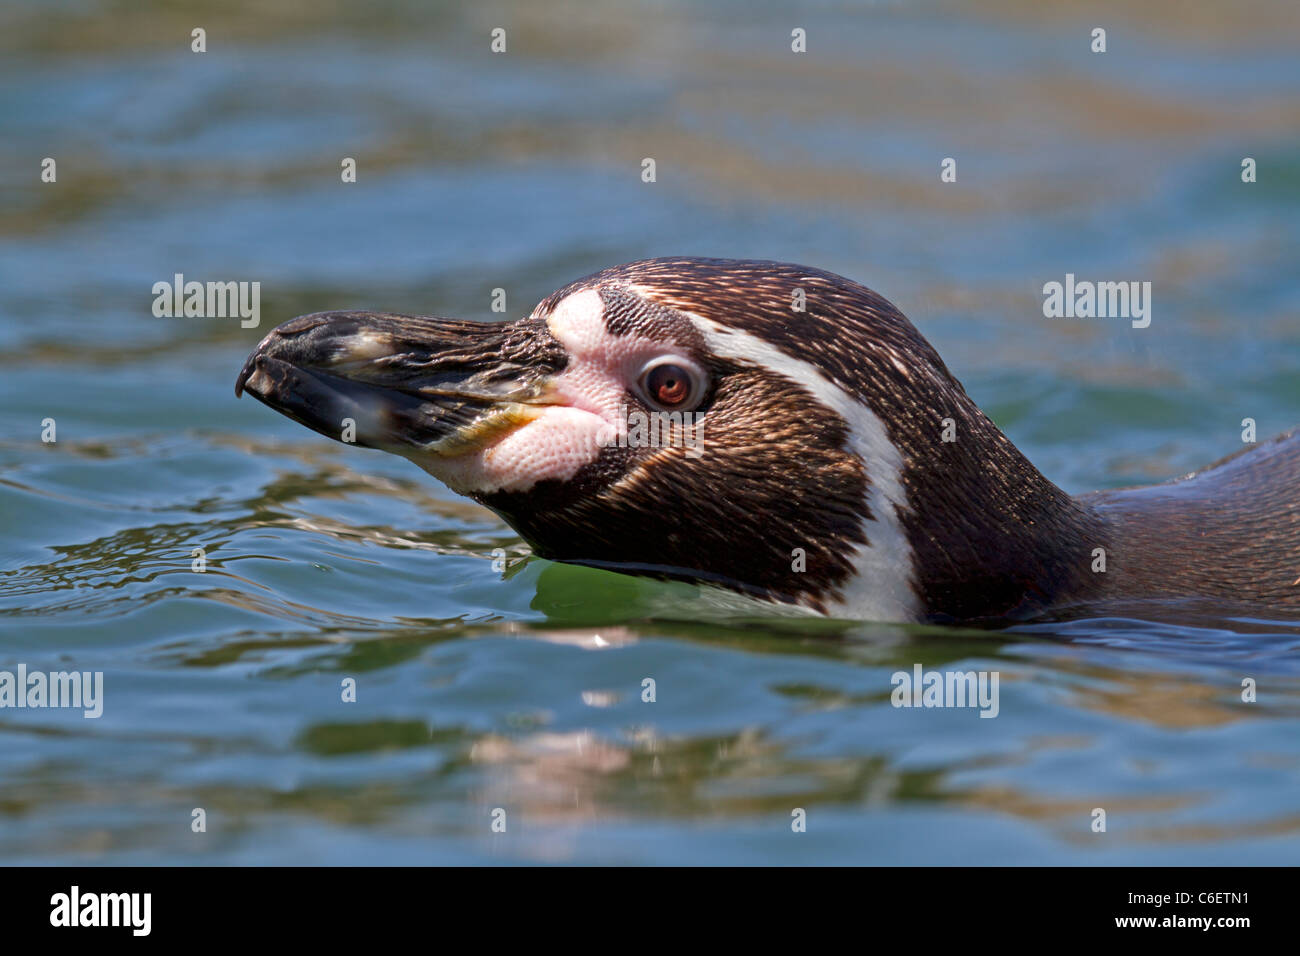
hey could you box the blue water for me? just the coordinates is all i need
[1,0,1299,864]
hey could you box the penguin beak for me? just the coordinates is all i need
[235,311,562,456]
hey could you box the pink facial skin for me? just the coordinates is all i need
[411,288,704,496]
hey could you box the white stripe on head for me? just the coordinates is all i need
[680,312,921,623]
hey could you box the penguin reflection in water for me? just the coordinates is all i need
[237,257,1299,624]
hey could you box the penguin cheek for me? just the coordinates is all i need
[408,405,611,497]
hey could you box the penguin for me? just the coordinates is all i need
[236,257,1300,623]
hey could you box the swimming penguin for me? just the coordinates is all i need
[235,257,1300,623]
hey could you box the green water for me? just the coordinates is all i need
[1,0,1299,864]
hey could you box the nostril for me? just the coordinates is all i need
[248,314,341,365]
[275,313,335,339]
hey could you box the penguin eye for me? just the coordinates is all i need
[638,358,704,411]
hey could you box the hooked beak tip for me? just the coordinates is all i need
[234,355,256,398]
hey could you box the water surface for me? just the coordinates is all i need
[2,0,1299,864]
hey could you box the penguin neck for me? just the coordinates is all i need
[892,395,1110,622]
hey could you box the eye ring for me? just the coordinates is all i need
[637,357,706,412]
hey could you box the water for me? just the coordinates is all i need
[2,0,1298,864]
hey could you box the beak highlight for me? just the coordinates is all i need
[235,311,566,456]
